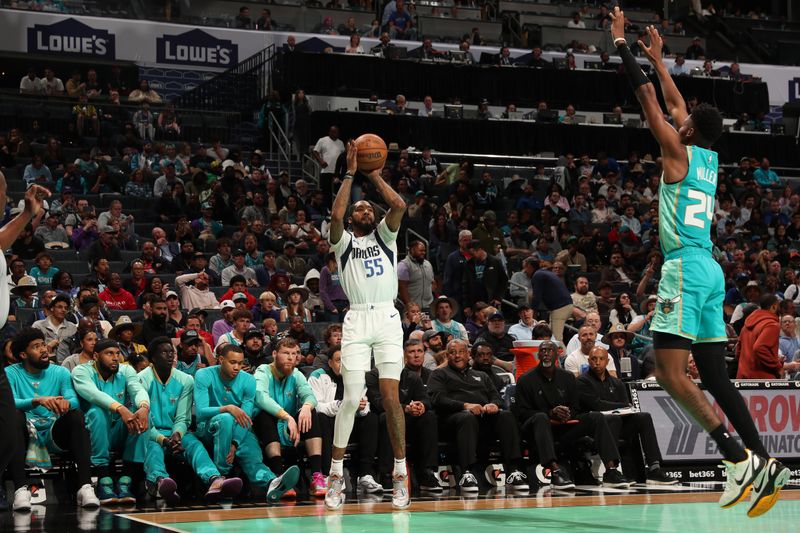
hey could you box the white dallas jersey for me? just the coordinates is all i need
[330,219,398,305]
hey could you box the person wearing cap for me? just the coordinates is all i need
[194,344,300,503]
[471,210,505,258]
[216,310,255,349]
[253,337,326,497]
[730,280,763,324]
[11,275,39,312]
[176,329,207,376]
[164,289,185,328]
[464,240,507,311]
[83,223,121,266]
[508,305,537,341]
[576,346,675,485]
[6,328,100,510]
[33,294,78,353]
[428,339,529,493]
[474,312,515,362]
[99,272,136,311]
[603,323,639,380]
[138,337,243,505]
[421,329,445,370]
[109,316,146,362]
[242,329,270,371]
[211,300,237,345]
[136,297,177,347]
[276,241,308,283]
[231,292,250,312]
[513,340,630,490]
[221,250,257,287]
[175,270,221,311]
[34,210,69,247]
[153,161,184,199]
[186,251,220,286]
[529,260,574,343]
[72,339,150,504]
[432,295,468,343]
[191,203,224,241]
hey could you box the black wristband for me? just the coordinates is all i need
[616,43,650,89]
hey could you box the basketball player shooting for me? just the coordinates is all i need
[324,140,410,510]
[610,7,788,517]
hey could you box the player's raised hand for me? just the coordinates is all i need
[24,185,51,218]
[639,26,664,65]
[609,6,626,42]
[346,140,358,175]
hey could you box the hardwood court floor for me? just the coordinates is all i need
[117,483,800,533]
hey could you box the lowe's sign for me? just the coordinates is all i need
[27,18,115,59]
[157,29,238,68]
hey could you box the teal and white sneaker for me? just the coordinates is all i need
[96,478,117,505]
[720,449,765,509]
[747,458,791,518]
[266,465,300,504]
[116,476,136,504]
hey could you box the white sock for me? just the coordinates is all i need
[330,458,344,478]
[393,458,407,478]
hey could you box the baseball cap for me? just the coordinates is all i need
[422,329,441,342]
[283,241,297,249]
[166,290,179,300]
[488,312,504,321]
[180,329,202,345]
[232,292,248,302]
[233,249,245,257]
[220,299,235,310]
[243,330,264,342]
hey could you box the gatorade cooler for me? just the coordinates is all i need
[510,340,542,381]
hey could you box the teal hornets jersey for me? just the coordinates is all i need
[659,145,718,256]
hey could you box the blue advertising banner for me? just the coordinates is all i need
[27,17,115,60]
[156,28,238,68]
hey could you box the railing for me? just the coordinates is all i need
[301,154,321,189]
[174,45,276,114]
[266,111,293,175]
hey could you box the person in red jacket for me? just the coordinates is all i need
[98,272,137,311]
[218,275,258,309]
[736,294,781,379]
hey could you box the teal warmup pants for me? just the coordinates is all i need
[84,404,146,466]
[196,413,275,489]
[144,430,220,485]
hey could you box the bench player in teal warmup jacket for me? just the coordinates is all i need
[193,344,299,503]
[72,339,150,505]
[610,8,789,518]
[138,337,243,505]
[6,329,99,511]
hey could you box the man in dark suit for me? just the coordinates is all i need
[577,346,676,484]
[513,341,631,489]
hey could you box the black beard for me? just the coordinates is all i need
[30,358,50,370]
[351,219,377,235]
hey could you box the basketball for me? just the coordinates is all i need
[355,133,388,172]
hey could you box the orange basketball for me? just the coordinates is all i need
[355,133,388,172]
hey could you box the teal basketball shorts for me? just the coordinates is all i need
[650,250,727,343]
